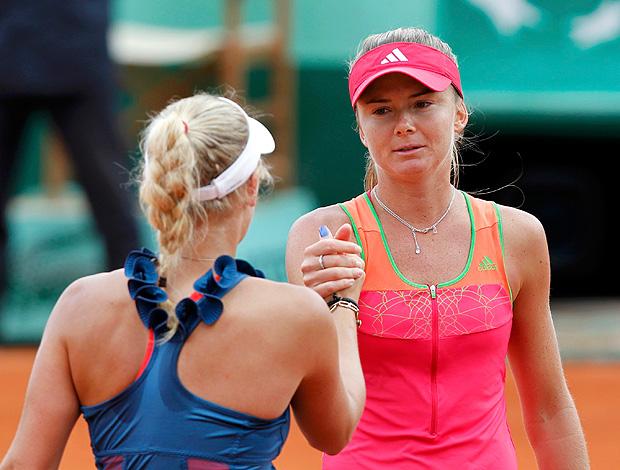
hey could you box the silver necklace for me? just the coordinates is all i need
[371,186,456,255]
[181,255,216,262]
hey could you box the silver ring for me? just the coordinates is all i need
[319,254,325,270]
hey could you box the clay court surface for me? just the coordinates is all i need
[1,346,619,469]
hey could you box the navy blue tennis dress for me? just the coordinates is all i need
[81,249,290,470]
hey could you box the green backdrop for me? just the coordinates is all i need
[3,0,619,342]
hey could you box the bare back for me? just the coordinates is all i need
[53,268,338,420]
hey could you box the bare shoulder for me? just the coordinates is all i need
[496,204,550,298]
[245,276,331,321]
[55,269,127,311]
[286,203,353,257]
[288,203,351,239]
[237,277,333,346]
[285,203,355,285]
[496,204,548,250]
[46,269,131,337]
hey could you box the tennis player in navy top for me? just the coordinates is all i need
[0,92,366,470]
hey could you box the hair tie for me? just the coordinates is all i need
[182,121,188,134]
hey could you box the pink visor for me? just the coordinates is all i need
[349,42,462,107]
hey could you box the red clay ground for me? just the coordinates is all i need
[1,346,618,469]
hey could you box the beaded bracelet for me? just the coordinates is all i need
[327,295,362,328]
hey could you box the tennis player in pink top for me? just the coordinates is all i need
[286,27,589,469]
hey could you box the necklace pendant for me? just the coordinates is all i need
[371,185,456,258]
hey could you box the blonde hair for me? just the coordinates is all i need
[138,92,272,336]
[348,28,467,190]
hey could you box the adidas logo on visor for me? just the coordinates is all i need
[380,47,409,64]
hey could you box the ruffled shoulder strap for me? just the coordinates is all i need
[124,249,264,339]
[183,255,264,327]
[125,248,170,336]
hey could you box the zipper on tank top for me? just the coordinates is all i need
[429,284,439,436]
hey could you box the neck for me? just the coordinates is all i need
[371,182,458,255]
[184,222,241,260]
[373,180,456,224]
[164,210,250,301]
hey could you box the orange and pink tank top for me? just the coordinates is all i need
[322,191,516,469]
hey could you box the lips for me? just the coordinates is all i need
[394,144,422,153]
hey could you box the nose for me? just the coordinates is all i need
[394,110,416,136]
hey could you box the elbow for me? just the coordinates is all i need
[311,418,359,455]
[323,445,347,456]
[322,397,365,454]
[317,431,355,456]
[322,393,366,454]
[298,388,366,455]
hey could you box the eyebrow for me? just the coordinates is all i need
[364,89,434,105]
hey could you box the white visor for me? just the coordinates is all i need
[195,97,275,201]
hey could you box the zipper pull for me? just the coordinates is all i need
[429,284,436,299]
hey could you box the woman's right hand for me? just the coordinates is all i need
[300,224,365,301]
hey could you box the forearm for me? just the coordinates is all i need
[295,303,366,455]
[332,305,366,424]
[525,404,590,470]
